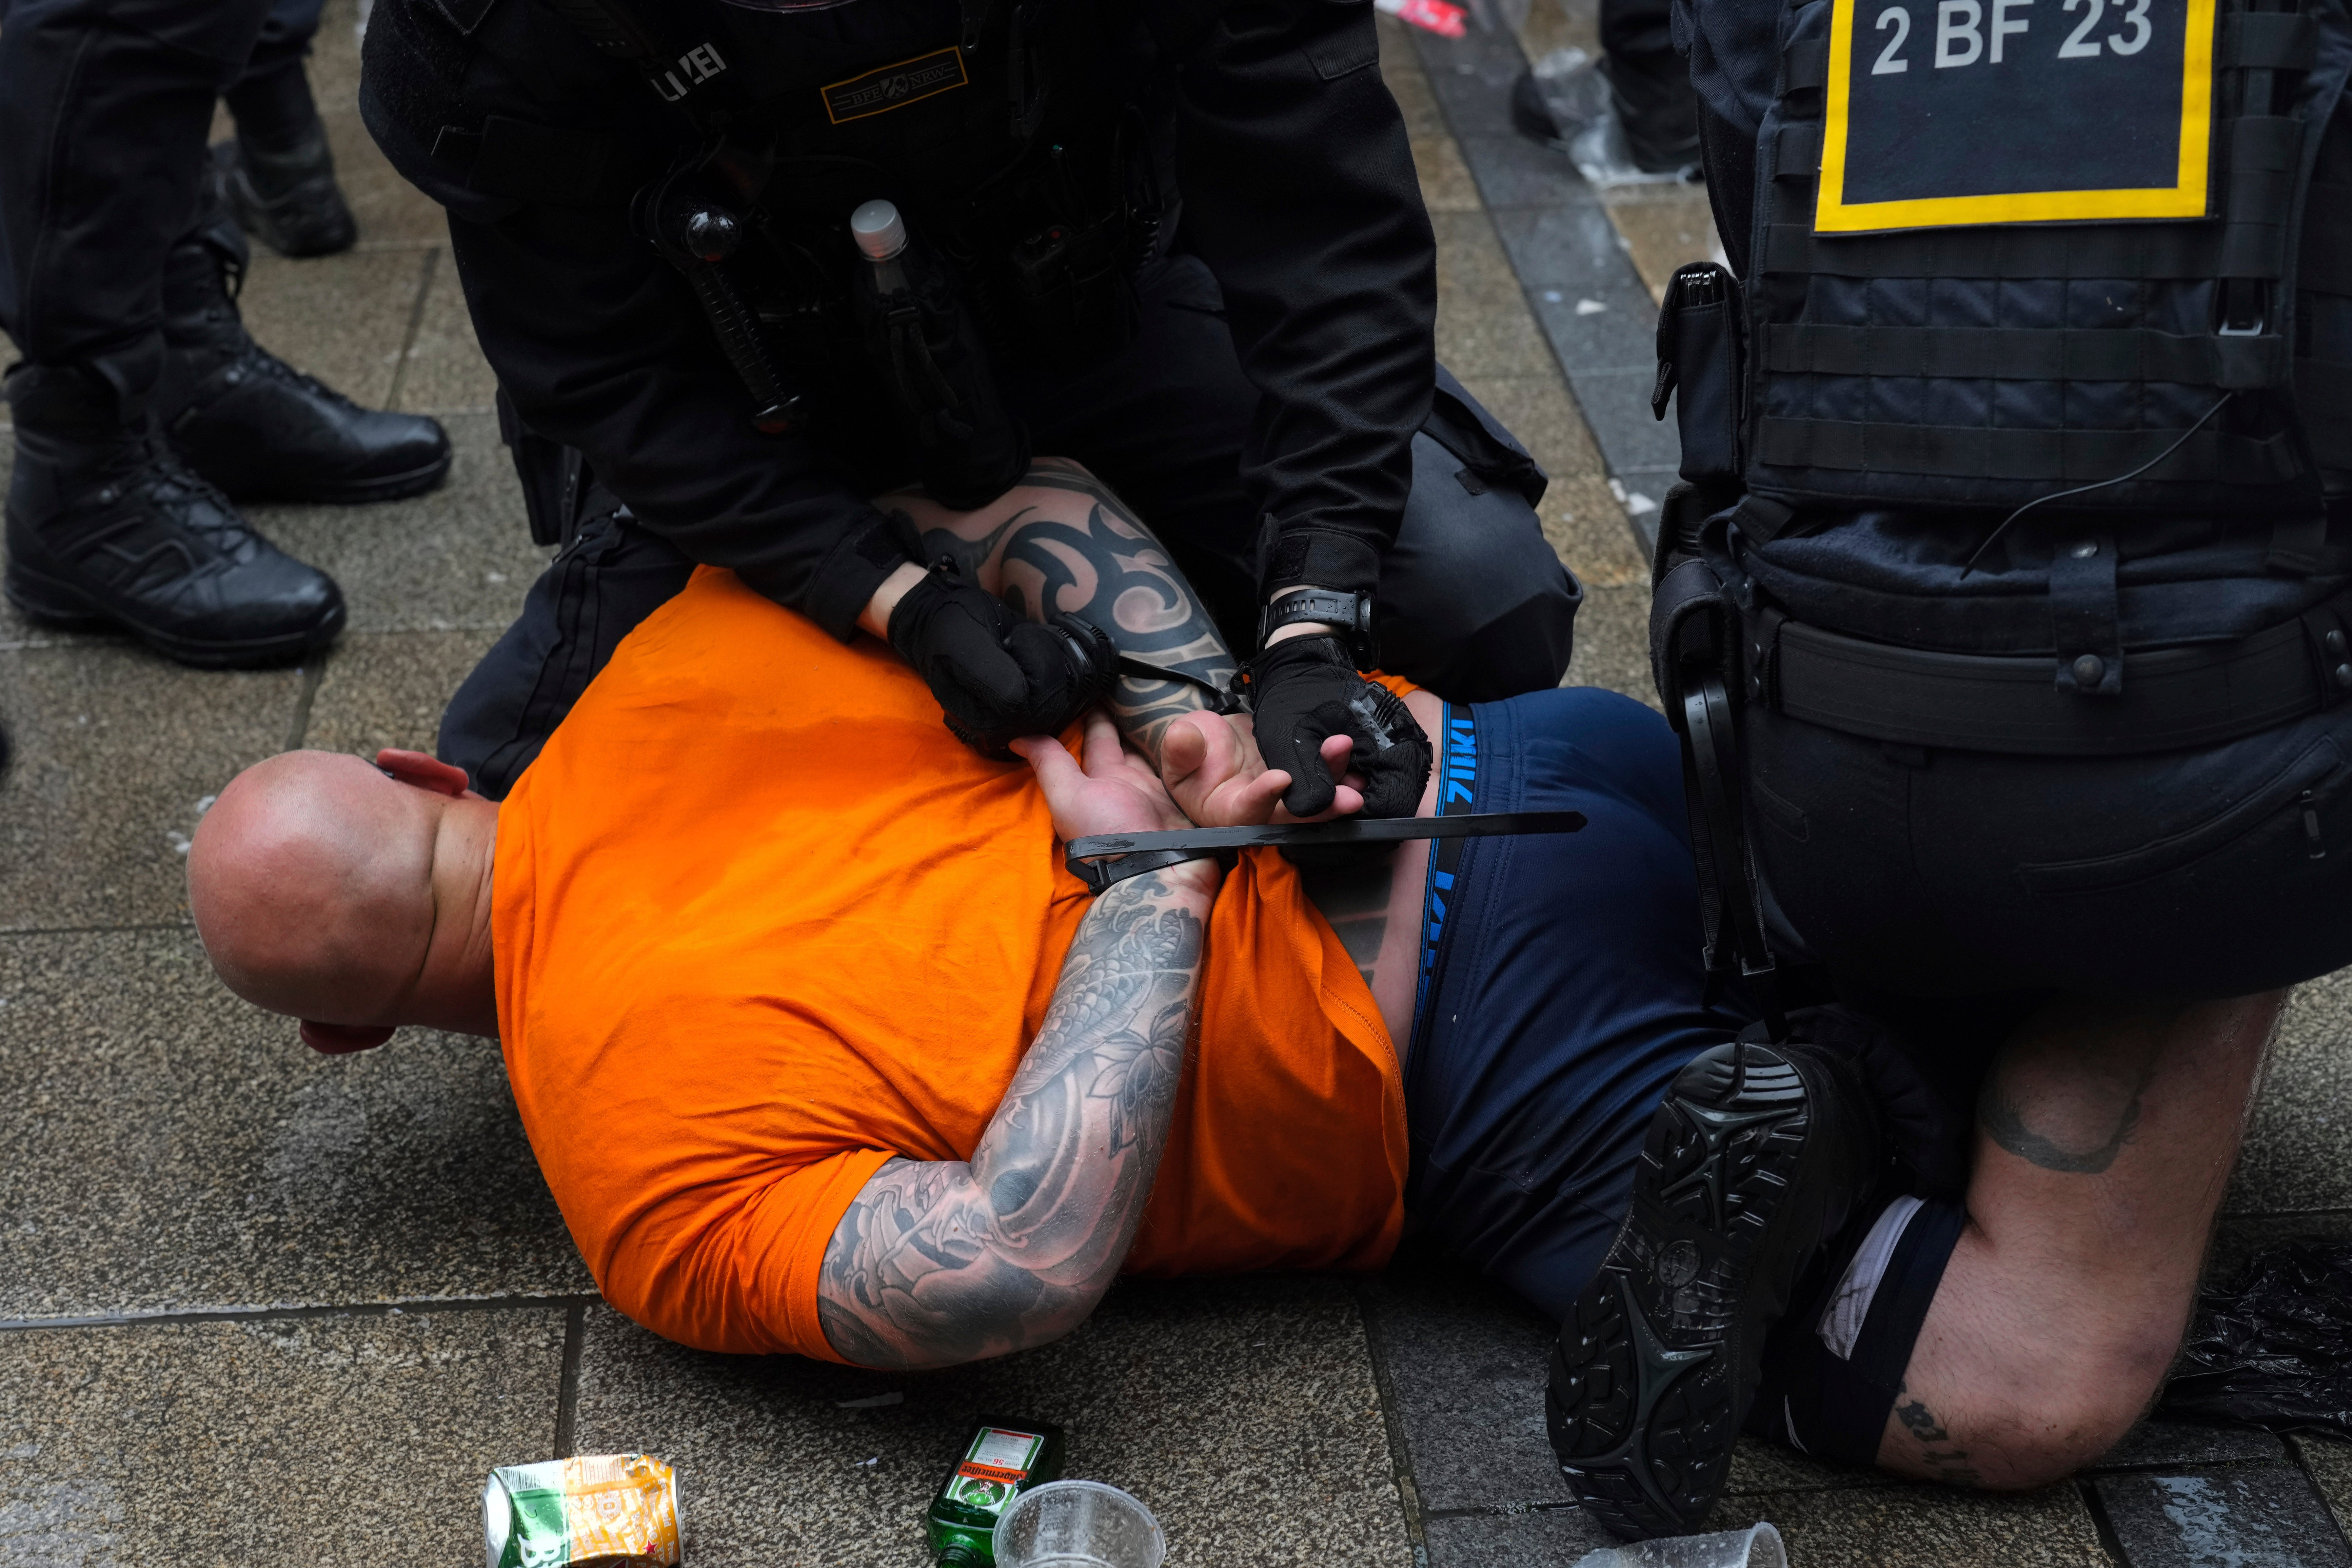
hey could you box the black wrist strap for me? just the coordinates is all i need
[1065,809,1586,891]
[1259,590,1376,668]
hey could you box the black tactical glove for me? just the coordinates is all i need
[1247,634,1432,819]
[887,560,1116,757]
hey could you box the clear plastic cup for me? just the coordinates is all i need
[991,1480,1166,1568]
[1573,1521,1788,1568]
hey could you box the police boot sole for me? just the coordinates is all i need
[4,563,345,671]
[221,446,454,506]
[1547,1040,1813,1539]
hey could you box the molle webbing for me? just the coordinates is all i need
[1753,418,2303,481]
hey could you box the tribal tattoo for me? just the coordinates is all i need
[815,868,1210,1369]
[909,461,1238,770]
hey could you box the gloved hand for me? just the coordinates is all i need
[1247,634,1432,818]
[887,561,1115,756]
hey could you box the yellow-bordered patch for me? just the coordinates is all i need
[1815,0,2215,231]
[820,47,970,125]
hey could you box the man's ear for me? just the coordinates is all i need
[376,749,475,798]
[301,1020,397,1054]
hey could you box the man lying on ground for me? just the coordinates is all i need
[186,462,2279,1539]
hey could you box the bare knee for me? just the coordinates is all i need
[1951,1321,2178,1489]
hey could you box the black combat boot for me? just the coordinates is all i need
[4,363,346,668]
[1547,1032,1883,1539]
[211,128,359,259]
[155,218,451,503]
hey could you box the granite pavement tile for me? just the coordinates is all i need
[2230,967,2352,1216]
[2093,1419,2288,1470]
[256,411,549,636]
[0,928,591,1320]
[326,108,452,250]
[0,1308,566,1565]
[2293,1435,2352,1544]
[1409,25,1533,141]
[1362,1246,1568,1512]
[238,246,435,413]
[1491,201,1654,300]
[1564,581,1656,704]
[570,1276,1413,1567]
[1529,281,1664,377]
[1423,1507,1615,1566]
[1567,366,1685,479]
[303,630,505,760]
[2094,1462,2352,1566]
[1435,212,1560,382]
[1708,1480,2110,1565]
[1413,133,1487,214]
[392,249,502,413]
[1452,372,1647,587]
[0,645,304,931]
[1453,131,1591,211]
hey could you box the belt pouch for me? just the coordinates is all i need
[1653,261,1745,482]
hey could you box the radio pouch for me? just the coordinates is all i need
[1653,261,1746,483]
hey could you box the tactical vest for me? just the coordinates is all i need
[542,0,1163,378]
[1659,0,2352,523]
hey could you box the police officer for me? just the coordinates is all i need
[1544,0,2352,1536]
[355,0,1583,810]
[0,0,453,669]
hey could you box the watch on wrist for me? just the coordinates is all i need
[1259,588,1378,669]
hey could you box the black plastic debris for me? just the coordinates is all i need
[2159,1241,2352,1439]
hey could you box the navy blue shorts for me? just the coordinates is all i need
[1403,687,1754,1322]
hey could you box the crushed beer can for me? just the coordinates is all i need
[482,1454,682,1567]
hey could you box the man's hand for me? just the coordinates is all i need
[1159,712,1365,828]
[1247,636,1431,818]
[1011,711,1193,845]
[886,563,1112,757]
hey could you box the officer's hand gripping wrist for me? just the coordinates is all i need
[886,559,1116,757]
[1245,635,1432,819]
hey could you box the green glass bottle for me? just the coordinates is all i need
[925,1416,1067,1567]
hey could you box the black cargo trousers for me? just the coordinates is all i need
[439,252,1583,799]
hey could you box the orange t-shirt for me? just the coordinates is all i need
[492,568,1409,1361]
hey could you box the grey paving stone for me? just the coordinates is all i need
[239,245,435,413]
[1563,581,1657,704]
[1569,367,1684,480]
[1361,1247,1568,1512]
[1530,282,1662,377]
[393,249,502,414]
[2231,968,2352,1215]
[0,928,590,1320]
[304,631,504,760]
[2292,1434,2352,1543]
[1435,212,1561,382]
[2209,1213,2352,1281]
[0,1307,566,1564]
[1725,1438,1886,1497]
[1491,202,1651,298]
[327,107,453,250]
[255,411,549,636]
[1378,18,1451,137]
[571,1277,1413,1567]
[1604,188,1725,303]
[2094,1463,2352,1567]
[0,644,304,931]
[1713,1481,2110,1566]
[1413,133,1486,214]
[1424,1506,1615,1566]
[2094,1419,2288,1470]
[1453,131,1590,211]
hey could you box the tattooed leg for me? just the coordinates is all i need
[1875,992,2281,1488]
[879,460,1238,769]
[815,863,1217,1370]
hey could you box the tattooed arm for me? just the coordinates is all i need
[815,711,1231,1370]
[860,460,1240,771]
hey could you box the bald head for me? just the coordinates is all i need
[188,749,501,1046]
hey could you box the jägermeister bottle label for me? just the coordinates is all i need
[926,1417,1066,1566]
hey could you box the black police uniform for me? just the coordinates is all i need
[1648,0,2352,1001]
[357,0,1583,798]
